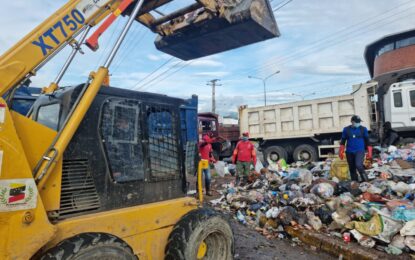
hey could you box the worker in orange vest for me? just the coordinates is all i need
[232,132,257,186]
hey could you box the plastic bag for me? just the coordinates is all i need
[400,220,415,236]
[255,158,264,173]
[392,181,410,195]
[306,211,322,231]
[350,229,376,248]
[278,206,299,226]
[265,207,280,219]
[405,236,415,251]
[311,183,334,199]
[299,169,313,186]
[374,214,403,243]
[391,235,406,249]
[337,181,361,196]
[314,205,333,224]
[345,214,383,236]
[332,211,351,226]
[214,161,226,177]
[392,207,415,222]
[330,158,350,181]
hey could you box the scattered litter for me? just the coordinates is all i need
[208,143,415,255]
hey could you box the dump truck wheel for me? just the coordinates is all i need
[293,144,318,162]
[165,208,234,260]
[40,233,135,260]
[264,145,288,164]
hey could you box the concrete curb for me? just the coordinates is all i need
[285,227,411,260]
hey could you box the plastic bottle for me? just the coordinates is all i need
[237,210,247,225]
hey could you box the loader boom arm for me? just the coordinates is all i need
[0,0,124,96]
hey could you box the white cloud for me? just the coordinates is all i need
[193,71,230,77]
[189,57,223,67]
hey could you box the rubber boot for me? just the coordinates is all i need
[240,177,248,187]
[206,188,212,196]
[235,176,240,186]
[360,172,369,182]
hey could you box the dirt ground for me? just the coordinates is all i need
[188,174,335,260]
[231,219,334,260]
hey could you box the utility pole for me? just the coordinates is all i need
[207,79,221,114]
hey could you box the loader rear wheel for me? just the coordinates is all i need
[40,233,135,260]
[165,208,234,260]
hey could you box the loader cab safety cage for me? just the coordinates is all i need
[31,85,190,220]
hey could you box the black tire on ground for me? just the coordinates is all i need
[264,145,288,164]
[165,208,234,260]
[40,233,135,260]
[397,137,415,146]
[293,144,318,162]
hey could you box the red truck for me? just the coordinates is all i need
[198,112,240,159]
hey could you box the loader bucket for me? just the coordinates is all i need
[154,0,279,60]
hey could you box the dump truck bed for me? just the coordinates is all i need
[239,83,376,140]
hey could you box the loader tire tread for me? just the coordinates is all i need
[165,207,234,260]
[40,233,135,260]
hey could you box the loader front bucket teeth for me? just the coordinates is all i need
[154,0,279,60]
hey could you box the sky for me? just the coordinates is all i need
[1,0,415,117]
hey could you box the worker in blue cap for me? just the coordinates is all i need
[339,115,372,182]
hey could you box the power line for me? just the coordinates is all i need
[255,8,415,77]
[273,0,293,12]
[140,61,194,91]
[111,25,146,73]
[96,18,124,67]
[134,60,184,90]
[236,0,415,77]
[130,57,175,89]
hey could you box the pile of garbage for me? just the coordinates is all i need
[210,144,415,255]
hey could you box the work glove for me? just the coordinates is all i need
[367,146,373,160]
[339,145,345,160]
[232,155,236,165]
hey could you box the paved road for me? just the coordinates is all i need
[231,220,335,260]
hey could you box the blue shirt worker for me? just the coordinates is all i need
[339,115,373,182]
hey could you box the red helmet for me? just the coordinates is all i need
[242,131,249,137]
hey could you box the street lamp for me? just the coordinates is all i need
[248,70,280,106]
[291,92,316,100]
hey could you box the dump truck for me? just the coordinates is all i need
[239,80,415,164]
[0,0,279,259]
[198,112,240,159]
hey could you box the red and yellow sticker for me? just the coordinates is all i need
[0,179,37,212]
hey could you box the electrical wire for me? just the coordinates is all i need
[130,57,175,89]
[133,60,184,90]
[141,61,194,91]
[240,0,415,77]
[273,0,293,12]
[255,7,415,76]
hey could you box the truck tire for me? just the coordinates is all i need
[293,144,318,162]
[264,145,288,164]
[165,208,234,260]
[40,233,135,260]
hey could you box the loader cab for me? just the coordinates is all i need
[31,85,193,220]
